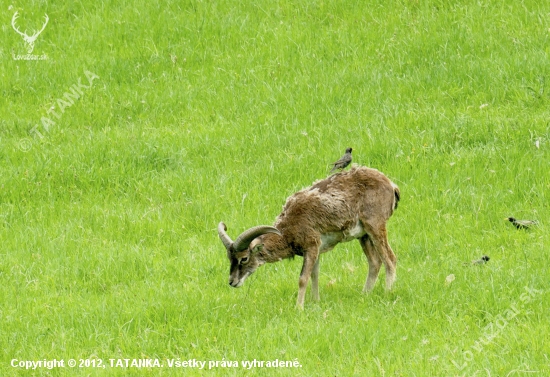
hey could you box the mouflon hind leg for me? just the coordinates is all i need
[360,235,382,292]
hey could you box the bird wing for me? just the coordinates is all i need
[516,219,537,228]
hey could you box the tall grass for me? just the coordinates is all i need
[1,0,549,375]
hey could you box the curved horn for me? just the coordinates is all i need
[233,225,282,252]
[217,222,233,250]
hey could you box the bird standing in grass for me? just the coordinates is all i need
[330,147,353,173]
[463,255,490,266]
[505,217,538,230]
[473,255,490,265]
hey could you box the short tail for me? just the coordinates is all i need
[392,183,400,211]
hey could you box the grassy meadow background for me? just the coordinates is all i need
[1,0,549,375]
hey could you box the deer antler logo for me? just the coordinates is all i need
[11,11,49,54]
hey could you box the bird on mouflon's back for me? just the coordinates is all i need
[330,148,353,173]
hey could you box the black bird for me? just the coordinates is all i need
[463,255,490,266]
[473,255,490,265]
[505,217,538,230]
[330,147,353,173]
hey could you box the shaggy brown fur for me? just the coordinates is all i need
[218,166,400,309]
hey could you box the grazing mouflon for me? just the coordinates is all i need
[218,166,400,308]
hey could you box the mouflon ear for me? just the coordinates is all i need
[251,244,263,254]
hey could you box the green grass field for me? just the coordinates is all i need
[1,0,549,375]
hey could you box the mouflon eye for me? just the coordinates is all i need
[240,256,249,265]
